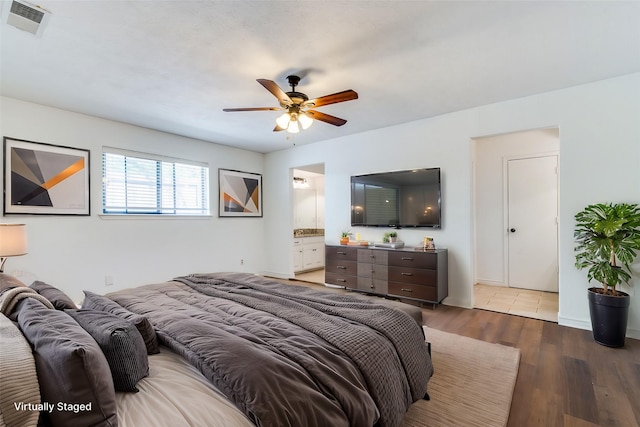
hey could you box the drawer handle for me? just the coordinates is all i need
[401,288,413,293]
[401,272,413,276]
[337,279,346,283]
[337,251,347,255]
[370,285,374,289]
[337,265,346,269]
[401,257,414,261]
[370,255,375,258]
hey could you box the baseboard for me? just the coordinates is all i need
[259,270,294,280]
[475,279,506,287]
[442,296,473,309]
[558,315,591,331]
[558,315,640,340]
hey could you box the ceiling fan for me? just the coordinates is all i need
[223,75,358,133]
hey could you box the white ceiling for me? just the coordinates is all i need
[1,1,639,153]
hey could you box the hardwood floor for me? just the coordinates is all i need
[281,278,640,426]
[421,305,640,427]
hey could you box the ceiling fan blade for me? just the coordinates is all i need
[306,110,347,126]
[257,79,293,106]
[223,107,282,112]
[273,125,286,132]
[304,90,358,108]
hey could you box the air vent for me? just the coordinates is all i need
[5,0,50,36]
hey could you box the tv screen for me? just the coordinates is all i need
[351,168,441,228]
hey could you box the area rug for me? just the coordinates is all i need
[402,327,520,427]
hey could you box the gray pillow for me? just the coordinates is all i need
[16,298,118,427]
[0,272,26,295]
[83,290,159,354]
[66,309,149,392]
[29,280,76,310]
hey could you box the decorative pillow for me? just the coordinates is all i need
[29,280,77,310]
[0,272,26,294]
[0,313,40,427]
[16,298,118,427]
[83,290,159,354]
[66,309,149,392]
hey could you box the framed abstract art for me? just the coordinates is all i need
[218,168,262,217]
[3,137,90,215]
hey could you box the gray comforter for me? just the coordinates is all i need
[108,272,433,427]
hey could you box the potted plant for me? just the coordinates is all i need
[340,231,350,245]
[574,202,640,347]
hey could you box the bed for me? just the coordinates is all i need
[0,272,433,427]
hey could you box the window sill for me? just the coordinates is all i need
[99,214,212,220]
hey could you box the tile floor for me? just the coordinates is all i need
[474,283,558,322]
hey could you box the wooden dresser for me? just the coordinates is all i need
[325,245,448,305]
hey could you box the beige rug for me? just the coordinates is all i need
[402,327,520,427]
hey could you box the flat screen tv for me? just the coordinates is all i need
[351,167,441,228]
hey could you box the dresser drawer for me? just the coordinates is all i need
[388,251,437,269]
[357,249,388,264]
[388,282,437,301]
[357,277,388,294]
[326,259,358,276]
[325,272,358,288]
[388,266,436,285]
[326,246,358,262]
[357,263,388,280]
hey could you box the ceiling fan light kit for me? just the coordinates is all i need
[223,74,358,134]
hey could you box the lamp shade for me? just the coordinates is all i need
[298,113,313,130]
[0,224,28,257]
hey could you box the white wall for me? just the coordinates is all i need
[264,72,640,339]
[0,97,266,304]
[474,128,559,287]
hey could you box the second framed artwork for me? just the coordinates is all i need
[218,168,262,217]
[3,137,90,215]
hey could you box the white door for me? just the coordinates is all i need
[507,155,558,292]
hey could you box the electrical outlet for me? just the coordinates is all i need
[240,259,244,265]
[105,275,114,286]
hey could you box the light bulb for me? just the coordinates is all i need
[276,113,291,129]
[288,119,300,133]
[299,113,313,130]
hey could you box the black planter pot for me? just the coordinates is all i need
[587,287,630,348]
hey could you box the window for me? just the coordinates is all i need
[102,148,209,215]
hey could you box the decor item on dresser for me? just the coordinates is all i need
[218,168,262,217]
[422,236,435,250]
[326,245,448,306]
[340,230,350,245]
[0,223,27,273]
[383,231,397,243]
[3,137,90,215]
[574,202,640,347]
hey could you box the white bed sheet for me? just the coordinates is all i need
[116,346,254,427]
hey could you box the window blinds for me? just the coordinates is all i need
[102,149,209,215]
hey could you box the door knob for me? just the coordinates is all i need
[510,228,516,233]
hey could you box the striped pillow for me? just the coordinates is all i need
[82,290,159,354]
[66,309,149,392]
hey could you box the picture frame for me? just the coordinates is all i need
[3,137,90,215]
[218,168,262,217]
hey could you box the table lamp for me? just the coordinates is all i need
[0,224,28,273]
